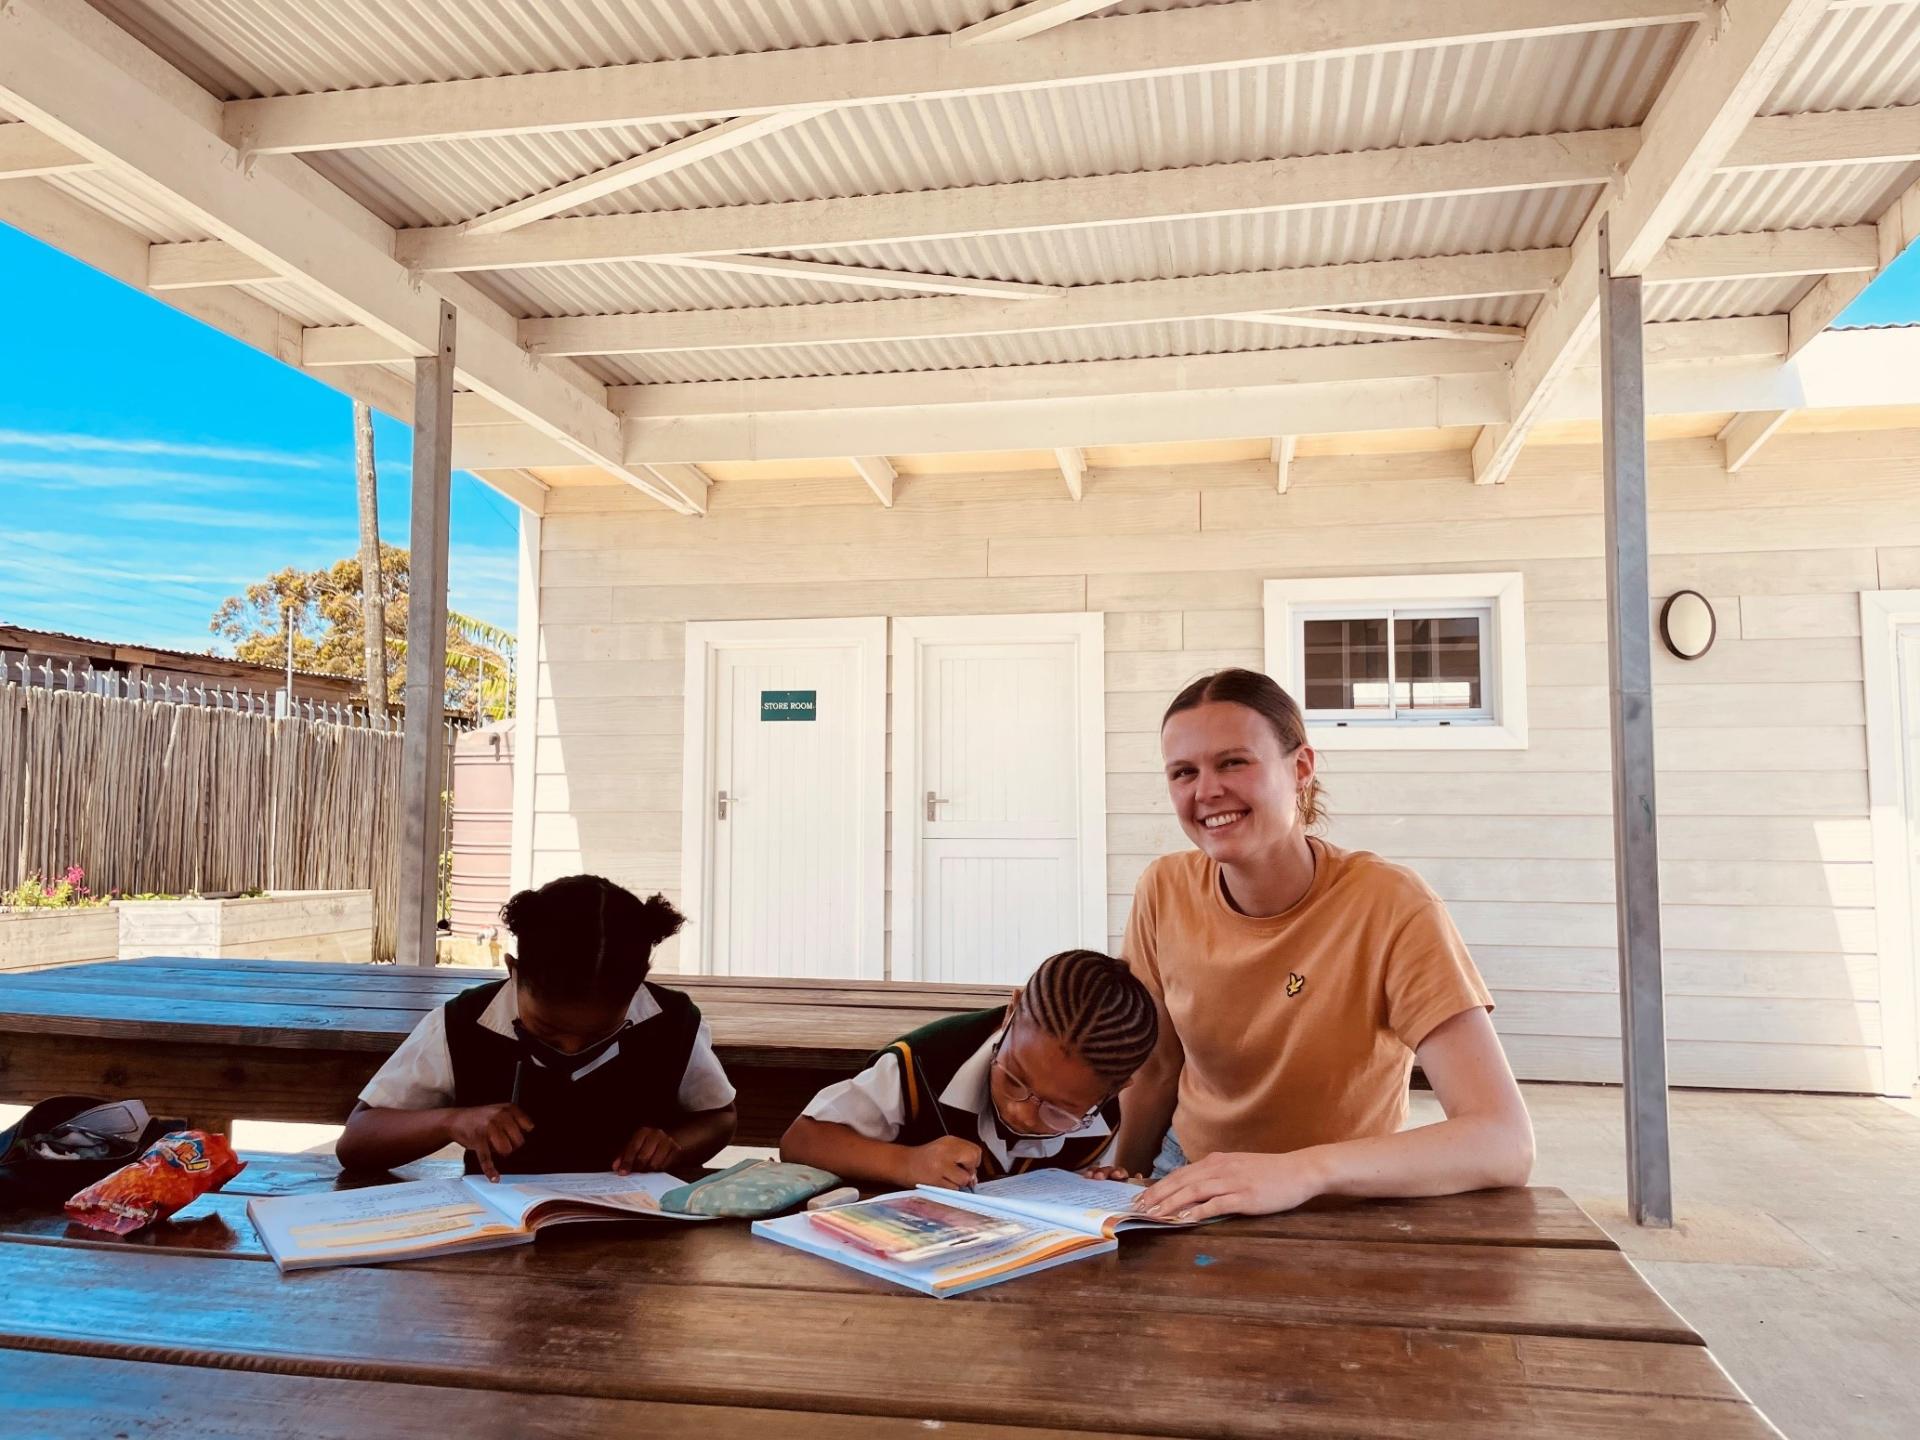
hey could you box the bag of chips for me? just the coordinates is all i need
[64,1130,245,1235]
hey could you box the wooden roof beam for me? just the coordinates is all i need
[392,129,1633,274]
[1271,436,1297,494]
[0,121,87,178]
[646,253,1061,300]
[220,1,1711,154]
[507,251,1568,359]
[953,1,1126,47]
[1055,446,1086,500]
[1717,410,1791,472]
[849,456,896,507]
[1232,311,1524,342]
[463,112,825,236]
[1470,0,1837,486]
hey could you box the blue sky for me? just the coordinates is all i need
[1,218,1915,659]
[0,223,521,656]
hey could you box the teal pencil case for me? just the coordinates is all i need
[661,1158,840,1219]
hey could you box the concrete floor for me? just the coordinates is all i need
[8,1084,1915,1436]
[1407,1084,1920,1440]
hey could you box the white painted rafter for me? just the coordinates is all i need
[437,314,1833,469]
[954,1,1126,46]
[1470,0,1837,486]
[0,0,702,518]
[463,111,825,235]
[1231,310,1525,342]
[507,251,1563,359]
[391,129,1633,275]
[641,462,712,511]
[1717,409,1792,471]
[219,1,1712,154]
[849,456,896,507]
[0,121,87,178]
[646,253,1061,300]
[1055,446,1086,500]
[1271,436,1297,494]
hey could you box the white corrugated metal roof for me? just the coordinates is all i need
[93,0,1198,97]
[296,25,1689,233]
[1762,0,1920,113]
[10,0,1916,454]
[1681,158,1920,236]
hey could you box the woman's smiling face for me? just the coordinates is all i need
[1161,700,1313,866]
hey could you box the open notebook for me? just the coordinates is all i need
[751,1169,1209,1297]
[249,1171,716,1272]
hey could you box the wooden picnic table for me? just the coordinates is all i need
[0,956,1011,1144]
[0,1152,1779,1438]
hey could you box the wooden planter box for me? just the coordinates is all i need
[0,907,121,972]
[116,890,374,964]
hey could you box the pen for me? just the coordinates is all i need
[912,1052,976,1191]
[511,1060,525,1108]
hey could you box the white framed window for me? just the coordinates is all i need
[1263,573,1528,750]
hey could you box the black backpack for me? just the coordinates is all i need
[0,1095,185,1204]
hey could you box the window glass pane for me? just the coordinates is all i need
[1302,617,1389,711]
[1394,616,1482,711]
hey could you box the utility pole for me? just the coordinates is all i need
[354,400,389,724]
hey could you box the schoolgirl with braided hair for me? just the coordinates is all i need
[781,948,1158,1189]
[338,874,737,1180]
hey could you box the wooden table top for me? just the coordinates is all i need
[0,1155,1778,1438]
[0,956,1009,1067]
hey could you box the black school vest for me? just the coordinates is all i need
[443,979,700,1176]
[870,1006,1117,1181]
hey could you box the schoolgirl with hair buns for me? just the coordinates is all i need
[337,874,737,1179]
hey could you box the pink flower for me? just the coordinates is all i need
[64,865,85,885]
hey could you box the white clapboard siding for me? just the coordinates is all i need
[532,430,1920,1093]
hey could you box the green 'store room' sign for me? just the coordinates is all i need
[760,690,817,721]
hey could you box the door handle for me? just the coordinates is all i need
[925,790,949,823]
[718,789,739,820]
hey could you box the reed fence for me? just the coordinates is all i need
[0,679,455,960]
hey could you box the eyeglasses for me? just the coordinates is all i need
[989,1026,1107,1137]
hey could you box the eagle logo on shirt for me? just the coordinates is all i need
[1286,972,1306,998]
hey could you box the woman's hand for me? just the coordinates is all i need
[1078,1164,1147,1184]
[1132,1150,1325,1220]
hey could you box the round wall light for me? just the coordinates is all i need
[1659,589,1716,660]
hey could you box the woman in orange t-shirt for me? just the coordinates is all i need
[1111,668,1534,1221]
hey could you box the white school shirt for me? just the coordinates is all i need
[799,1026,1117,1172]
[359,978,736,1112]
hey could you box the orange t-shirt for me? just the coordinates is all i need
[1124,838,1493,1161]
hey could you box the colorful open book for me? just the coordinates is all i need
[248,1171,716,1272]
[751,1169,1209,1297]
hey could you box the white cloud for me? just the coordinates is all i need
[110,500,352,534]
[0,458,254,493]
[0,429,329,469]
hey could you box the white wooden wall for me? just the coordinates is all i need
[531,428,1920,1094]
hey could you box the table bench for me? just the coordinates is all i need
[0,1156,1780,1438]
[0,956,1009,1144]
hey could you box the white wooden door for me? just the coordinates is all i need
[1898,625,1920,1072]
[684,620,885,979]
[895,616,1107,985]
